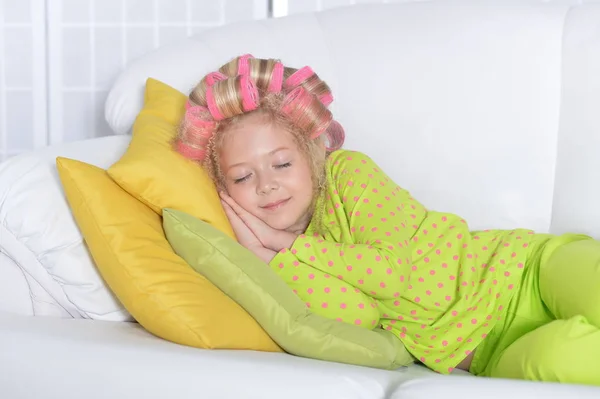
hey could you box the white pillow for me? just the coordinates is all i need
[0,136,133,321]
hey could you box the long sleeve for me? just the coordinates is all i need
[270,150,428,301]
[270,252,381,329]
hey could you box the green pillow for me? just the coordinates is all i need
[162,208,415,370]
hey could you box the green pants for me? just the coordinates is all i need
[470,233,600,386]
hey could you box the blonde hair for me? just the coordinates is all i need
[174,55,345,228]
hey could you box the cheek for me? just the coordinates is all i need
[289,165,314,198]
[226,184,255,209]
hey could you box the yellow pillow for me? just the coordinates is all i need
[107,78,235,240]
[57,157,281,352]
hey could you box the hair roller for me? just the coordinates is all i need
[206,86,226,120]
[175,141,206,161]
[205,71,227,87]
[281,86,312,117]
[176,105,217,162]
[323,120,345,151]
[281,86,332,139]
[185,105,216,131]
[283,66,315,89]
[318,92,333,107]
[237,53,254,76]
[188,72,228,107]
[240,74,259,112]
[267,62,284,93]
[205,75,260,119]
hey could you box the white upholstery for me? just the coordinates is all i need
[1,2,600,398]
[2,311,600,399]
[550,5,600,237]
[0,136,133,320]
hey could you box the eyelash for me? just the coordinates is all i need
[233,163,292,184]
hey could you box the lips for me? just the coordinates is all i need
[261,198,290,211]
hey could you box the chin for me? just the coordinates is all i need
[265,219,291,231]
[264,216,296,231]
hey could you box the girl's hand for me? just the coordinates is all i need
[221,200,277,263]
[221,199,261,249]
[220,192,297,252]
[249,246,278,264]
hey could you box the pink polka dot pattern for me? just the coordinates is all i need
[268,150,534,375]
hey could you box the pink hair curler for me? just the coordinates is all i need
[185,106,216,130]
[281,86,332,140]
[205,71,227,87]
[283,66,314,89]
[307,111,333,140]
[318,92,333,107]
[323,120,345,151]
[267,62,284,93]
[176,141,206,161]
[240,74,259,112]
[205,86,225,121]
[237,54,254,76]
[280,86,313,116]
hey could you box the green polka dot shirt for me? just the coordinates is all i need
[269,149,534,374]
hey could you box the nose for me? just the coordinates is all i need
[257,172,279,195]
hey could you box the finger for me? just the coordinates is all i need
[221,195,258,225]
[232,206,263,230]
[219,192,244,213]
[221,200,240,221]
[222,203,255,237]
[219,191,233,202]
[221,200,239,221]
[220,193,245,215]
[222,201,246,233]
[222,200,262,247]
[220,198,231,212]
[220,198,231,210]
[219,194,271,243]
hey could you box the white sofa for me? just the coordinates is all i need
[2,2,600,398]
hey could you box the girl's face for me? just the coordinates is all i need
[218,112,316,233]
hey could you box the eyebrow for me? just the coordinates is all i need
[269,146,289,156]
[227,147,290,170]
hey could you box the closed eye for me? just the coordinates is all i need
[275,162,292,169]
[233,174,251,184]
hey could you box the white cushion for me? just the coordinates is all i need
[1,311,598,399]
[0,136,132,320]
[0,253,34,316]
[550,5,600,238]
[1,312,599,399]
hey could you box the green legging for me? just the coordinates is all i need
[470,233,600,386]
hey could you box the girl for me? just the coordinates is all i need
[175,54,600,386]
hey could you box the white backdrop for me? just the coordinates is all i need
[0,0,598,161]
